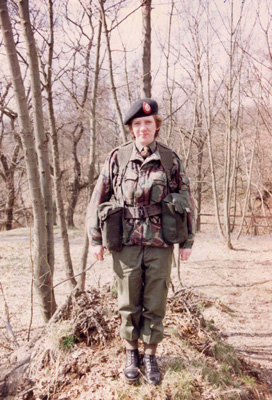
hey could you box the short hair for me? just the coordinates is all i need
[128,114,163,140]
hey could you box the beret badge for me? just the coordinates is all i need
[123,98,158,125]
[143,101,151,114]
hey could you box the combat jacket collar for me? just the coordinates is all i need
[132,140,161,165]
[135,140,157,154]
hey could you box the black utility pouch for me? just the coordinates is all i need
[162,193,190,245]
[97,202,123,251]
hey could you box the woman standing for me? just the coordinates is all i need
[86,98,195,385]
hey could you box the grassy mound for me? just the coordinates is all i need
[15,288,270,400]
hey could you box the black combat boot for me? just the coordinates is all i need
[143,354,162,385]
[124,349,140,383]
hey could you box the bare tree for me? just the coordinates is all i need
[220,0,246,248]
[60,3,95,228]
[99,0,127,143]
[0,0,57,321]
[18,0,55,270]
[42,0,77,289]
[0,83,22,230]
[79,14,103,290]
[180,1,209,232]
[236,114,259,239]
[222,0,235,249]
[0,140,21,230]
[141,0,152,97]
[196,1,224,239]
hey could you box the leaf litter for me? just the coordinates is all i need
[10,287,271,400]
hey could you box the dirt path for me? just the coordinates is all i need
[0,229,272,384]
[175,233,272,381]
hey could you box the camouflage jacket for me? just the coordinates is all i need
[86,140,195,249]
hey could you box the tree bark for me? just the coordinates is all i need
[0,0,56,321]
[78,16,102,290]
[66,124,83,228]
[196,139,204,232]
[236,107,259,239]
[99,0,127,143]
[45,0,76,289]
[223,0,245,248]
[18,0,55,271]
[66,33,93,228]
[141,0,152,98]
[223,0,234,249]
[1,144,20,230]
[202,1,224,240]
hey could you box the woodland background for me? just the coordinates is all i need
[0,0,272,320]
[1,1,272,399]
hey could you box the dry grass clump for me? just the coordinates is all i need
[14,288,270,400]
[18,288,120,399]
[49,288,119,345]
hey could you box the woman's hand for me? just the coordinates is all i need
[179,248,192,261]
[90,244,104,261]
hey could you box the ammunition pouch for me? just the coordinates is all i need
[162,193,190,245]
[97,202,123,251]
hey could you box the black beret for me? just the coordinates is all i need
[123,98,158,125]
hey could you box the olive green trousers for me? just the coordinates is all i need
[112,245,173,344]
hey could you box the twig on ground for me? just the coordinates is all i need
[27,224,34,342]
[53,260,98,289]
[0,281,19,348]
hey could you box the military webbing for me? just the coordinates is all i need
[116,141,134,207]
[124,204,162,219]
[117,141,174,188]
[157,142,174,185]
[117,141,134,178]
[116,141,175,215]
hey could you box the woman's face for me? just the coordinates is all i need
[130,116,157,146]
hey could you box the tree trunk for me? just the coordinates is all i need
[165,1,176,146]
[18,0,55,271]
[5,176,15,231]
[141,0,152,98]
[0,0,56,321]
[66,126,82,227]
[236,109,259,239]
[1,144,20,230]
[230,102,242,233]
[66,34,93,228]
[99,0,127,143]
[223,0,233,249]
[202,1,224,240]
[196,140,204,232]
[223,0,245,249]
[45,0,76,289]
[78,16,102,290]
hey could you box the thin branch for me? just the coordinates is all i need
[53,259,98,289]
[0,282,19,348]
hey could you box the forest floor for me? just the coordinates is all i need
[0,227,272,399]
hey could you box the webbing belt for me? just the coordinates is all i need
[124,204,162,219]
